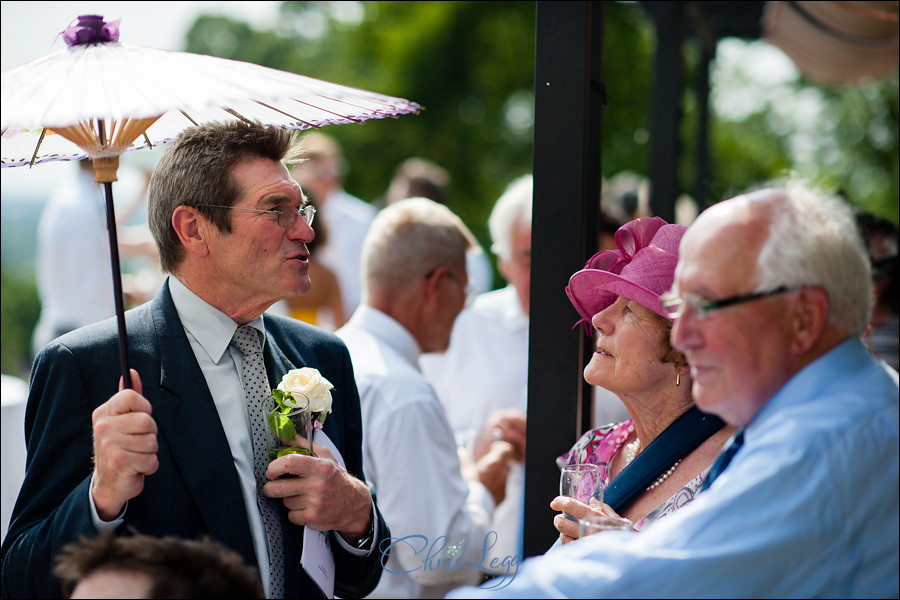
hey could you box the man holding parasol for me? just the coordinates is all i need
[1,120,389,599]
[2,15,422,598]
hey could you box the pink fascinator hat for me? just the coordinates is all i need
[566,216,687,325]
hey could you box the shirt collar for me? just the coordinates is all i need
[469,285,529,332]
[746,336,868,437]
[346,304,421,367]
[168,275,266,363]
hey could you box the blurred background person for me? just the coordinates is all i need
[419,174,532,565]
[382,156,493,295]
[31,160,158,358]
[337,198,514,598]
[290,132,376,320]
[283,193,346,331]
[856,211,899,371]
[383,156,452,208]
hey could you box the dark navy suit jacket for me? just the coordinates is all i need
[0,281,387,598]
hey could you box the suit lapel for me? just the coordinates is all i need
[148,284,257,566]
[263,330,299,390]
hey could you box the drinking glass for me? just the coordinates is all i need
[267,393,314,460]
[559,464,602,521]
[579,514,634,537]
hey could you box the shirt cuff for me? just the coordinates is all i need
[89,473,126,531]
[466,479,497,514]
[334,496,379,557]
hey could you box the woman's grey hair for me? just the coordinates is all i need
[750,185,872,336]
[489,174,533,262]
[362,197,476,296]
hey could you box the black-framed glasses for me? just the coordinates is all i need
[660,285,794,321]
[201,204,315,229]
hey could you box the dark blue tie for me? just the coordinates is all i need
[700,428,745,492]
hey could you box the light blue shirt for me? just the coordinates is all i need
[448,337,899,599]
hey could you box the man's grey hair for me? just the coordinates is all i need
[489,174,533,262]
[750,185,872,336]
[362,197,477,294]
[147,120,300,273]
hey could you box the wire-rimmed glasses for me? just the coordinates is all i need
[424,267,478,307]
[660,285,794,321]
[201,203,316,229]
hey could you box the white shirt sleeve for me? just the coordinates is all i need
[365,386,495,586]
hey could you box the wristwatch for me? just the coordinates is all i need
[354,517,375,550]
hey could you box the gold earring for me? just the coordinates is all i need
[675,368,681,387]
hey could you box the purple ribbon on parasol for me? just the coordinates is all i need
[62,14,121,46]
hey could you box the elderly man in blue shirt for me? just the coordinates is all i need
[450,185,899,599]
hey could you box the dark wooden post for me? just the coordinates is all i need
[525,0,603,558]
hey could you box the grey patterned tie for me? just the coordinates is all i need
[231,326,285,598]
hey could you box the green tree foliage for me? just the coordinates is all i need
[186,1,541,259]
[184,1,897,228]
[1,270,40,379]
[710,53,899,218]
[810,78,899,219]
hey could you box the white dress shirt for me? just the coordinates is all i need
[419,285,528,563]
[337,306,496,599]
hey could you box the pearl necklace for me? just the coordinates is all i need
[622,436,682,491]
[623,437,641,465]
[646,459,681,491]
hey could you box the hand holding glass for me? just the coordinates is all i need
[579,514,634,537]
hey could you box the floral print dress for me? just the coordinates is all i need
[556,419,710,531]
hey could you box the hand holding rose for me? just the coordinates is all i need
[264,442,373,544]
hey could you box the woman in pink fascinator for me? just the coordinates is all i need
[552,217,737,540]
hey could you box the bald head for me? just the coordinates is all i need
[671,186,871,425]
[678,192,774,291]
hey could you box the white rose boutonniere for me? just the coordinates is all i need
[268,367,335,459]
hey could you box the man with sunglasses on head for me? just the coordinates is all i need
[1,121,388,599]
[450,185,898,599]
